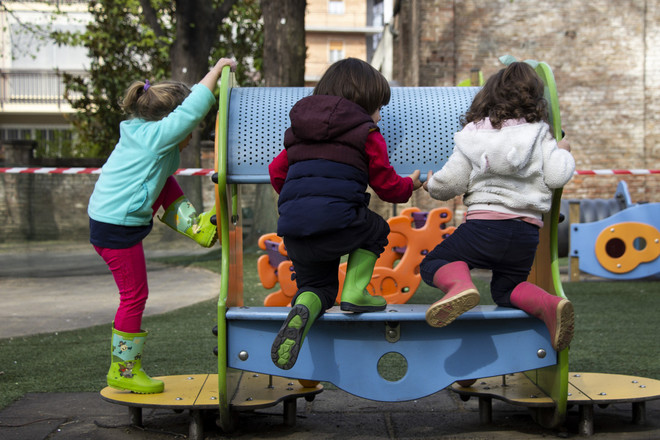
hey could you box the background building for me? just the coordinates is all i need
[0,0,89,158]
[390,0,660,207]
[304,0,389,84]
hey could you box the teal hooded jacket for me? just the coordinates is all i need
[88,84,215,227]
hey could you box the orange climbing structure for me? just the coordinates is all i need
[258,207,456,306]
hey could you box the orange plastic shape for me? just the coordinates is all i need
[595,221,660,273]
[258,207,456,306]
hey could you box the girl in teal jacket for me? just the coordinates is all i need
[88,58,235,394]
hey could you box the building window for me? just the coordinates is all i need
[0,127,75,158]
[329,40,344,64]
[328,0,345,15]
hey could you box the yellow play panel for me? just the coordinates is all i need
[452,373,555,407]
[451,371,660,436]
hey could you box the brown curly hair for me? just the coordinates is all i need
[461,62,548,129]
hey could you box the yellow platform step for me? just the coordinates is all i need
[451,371,660,435]
[101,372,323,439]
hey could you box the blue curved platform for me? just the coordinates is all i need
[226,305,554,401]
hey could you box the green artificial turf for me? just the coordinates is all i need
[1,250,658,410]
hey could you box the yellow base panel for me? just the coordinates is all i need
[567,372,660,404]
[100,373,322,411]
[451,372,660,407]
[230,372,323,411]
[452,372,555,407]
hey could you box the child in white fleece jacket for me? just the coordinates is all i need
[420,61,576,352]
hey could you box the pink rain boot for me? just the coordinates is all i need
[425,261,480,327]
[510,282,574,352]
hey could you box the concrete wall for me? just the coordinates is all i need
[0,141,219,242]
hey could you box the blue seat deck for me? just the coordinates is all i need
[225,305,554,402]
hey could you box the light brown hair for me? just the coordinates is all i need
[120,80,191,121]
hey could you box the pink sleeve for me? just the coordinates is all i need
[268,149,289,194]
[366,131,413,203]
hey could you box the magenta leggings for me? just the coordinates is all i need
[95,243,148,333]
[95,176,183,333]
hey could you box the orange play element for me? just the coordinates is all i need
[257,234,280,289]
[258,234,298,306]
[594,221,660,273]
[338,207,456,304]
[257,207,456,306]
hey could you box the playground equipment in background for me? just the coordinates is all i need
[566,181,660,280]
[258,207,456,306]
[457,68,485,87]
[557,180,633,257]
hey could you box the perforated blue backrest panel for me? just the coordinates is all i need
[226,86,479,183]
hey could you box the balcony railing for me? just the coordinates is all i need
[0,69,87,109]
[6,1,89,5]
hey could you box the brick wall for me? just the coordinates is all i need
[392,0,660,208]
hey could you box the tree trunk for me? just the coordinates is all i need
[261,0,306,87]
[245,0,306,247]
[170,0,237,210]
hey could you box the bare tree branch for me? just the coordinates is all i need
[139,0,165,38]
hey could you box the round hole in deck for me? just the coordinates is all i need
[377,352,407,382]
[605,237,625,258]
[633,237,647,251]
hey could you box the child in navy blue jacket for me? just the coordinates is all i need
[268,58,423,370]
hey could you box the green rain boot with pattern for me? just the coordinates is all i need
[158,196,217,247]
[107,327,164,394]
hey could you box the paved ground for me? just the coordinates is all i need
[1,239,659,439]
[0,239,221,339]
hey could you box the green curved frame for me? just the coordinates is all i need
[528,61,569,427]
[215,65,233,430]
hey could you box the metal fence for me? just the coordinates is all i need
[8,0,89,5]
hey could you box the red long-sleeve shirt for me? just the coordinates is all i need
[269,130,413,203]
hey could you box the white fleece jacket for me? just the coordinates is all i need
[426,120,575,218]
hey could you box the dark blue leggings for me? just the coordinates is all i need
[420,219,540,306]
[283,209,390,311]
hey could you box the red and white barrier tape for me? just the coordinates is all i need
[573,169,660,175]
[0,167,216,175]
[1,167,659,176]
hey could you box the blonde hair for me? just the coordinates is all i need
[120,80,191,121]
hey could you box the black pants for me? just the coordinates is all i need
[283,209,390,312]
[420,219,540,306]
